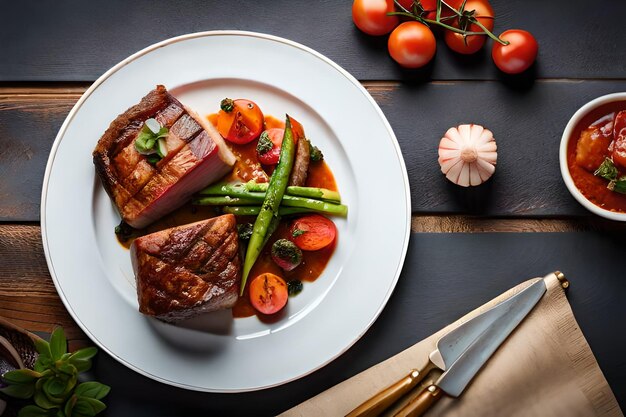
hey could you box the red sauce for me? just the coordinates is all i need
[118,113,339,319]
[567,102,626,213]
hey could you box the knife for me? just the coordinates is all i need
[346,278,547,417]
[394,278,547,417]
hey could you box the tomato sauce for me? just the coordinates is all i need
[567,101,626,213]
[118,112,339,319]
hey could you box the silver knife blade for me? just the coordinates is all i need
[429,278,544,371]
[435,279,547,397]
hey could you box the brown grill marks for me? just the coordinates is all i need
[131,215,241,321]
[93,85,232,228]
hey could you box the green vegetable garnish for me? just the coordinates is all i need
[114,220,135,242]
[240,116,297,295]
[594,158,626,194]
[237,223,254,242]
[0,327,110,417]
[134,118,169,161]
[287,280,303,296]
[220,98,235,113]
[256,131,273,155]
[292,229,307,238]
[309,142,323,162]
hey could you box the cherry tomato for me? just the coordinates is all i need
[256,128,284,165]
[388,21,436,69]
[291,215,337,251]
[352,0,398,36]
[491,29,538,74]
[217,99,264,144]
[444,0,494,54]
[249,273,288,315]
[612,111,626,169]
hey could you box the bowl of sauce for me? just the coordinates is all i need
[560,92,626,220]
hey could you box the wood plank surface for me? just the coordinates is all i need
[1,1,625,82]
[4,80,626,220]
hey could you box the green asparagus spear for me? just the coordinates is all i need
[223,206,315,216]
[193,195,347,216]
[198,182,341,203]
[240,115,296,295]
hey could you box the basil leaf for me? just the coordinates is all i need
[594,158,618,181]
[74,382,110,400]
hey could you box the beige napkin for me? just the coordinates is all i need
[281,273,623,417]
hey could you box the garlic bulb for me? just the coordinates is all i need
[438,124,497,187]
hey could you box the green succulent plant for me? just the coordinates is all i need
[0,327,110,417]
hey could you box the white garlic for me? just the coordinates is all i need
[438,124,497,187]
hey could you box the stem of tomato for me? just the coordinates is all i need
[389,0,510,45]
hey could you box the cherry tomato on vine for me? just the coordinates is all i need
[352,0,399,36]
[491,29,538,74]
[444,0,494,54]
[217,99,264,144]
[388,21,436,68]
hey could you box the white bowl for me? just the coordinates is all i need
[559,92,626,221]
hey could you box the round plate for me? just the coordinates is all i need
[41,31,410,392]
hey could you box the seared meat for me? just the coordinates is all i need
[131,214,241,321]
[93,85,236,228]
[288,137,311,187]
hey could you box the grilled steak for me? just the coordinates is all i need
[93,85,236,228]
[131,214,241,321]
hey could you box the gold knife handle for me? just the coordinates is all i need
[346,361,434,417]
[393,385,443,417]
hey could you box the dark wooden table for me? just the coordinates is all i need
[1,1,625,415]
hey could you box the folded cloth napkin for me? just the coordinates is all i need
[281,272,622,417]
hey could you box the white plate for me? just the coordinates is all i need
[41,31,411,392]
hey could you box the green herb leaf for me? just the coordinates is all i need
[64,395,77,417]
[287,280,303,296]
[17,404,56,417]
[614,178,626,194]
[50,328,67,361]
[2,369,41,384]
[134,119,168,159]
[72,397,106,417]
[594,158,618,181]
[309,141,323,162]
[34,338,52,359]
[44,377,67,397]
[1,382,36,399]
[34,389,61,409]
[237,223,254,242]
[220,98,235,113]
[146,155,161,165]
[74,382,110,401]
[292,228,307,238]
[69,347,97,362]
[256,131,273,155]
